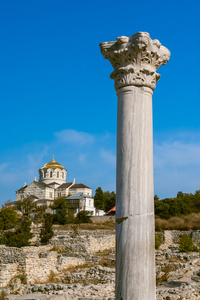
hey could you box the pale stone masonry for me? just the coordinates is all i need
[2,230,200,299]
[0,229,115,288]
[100,32,170,300]
[13,157,99,215]
[16,157,92,203]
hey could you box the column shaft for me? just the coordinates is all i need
[116,86,155,300]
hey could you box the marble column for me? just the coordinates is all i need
[100,32,170,300]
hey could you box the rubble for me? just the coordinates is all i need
[1,229,200,299]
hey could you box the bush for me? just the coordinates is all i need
[75,211,92,223]
[155,233,163,249]
[155,190,200,220]
[15,198,36,215]
[40,214,54,245]
[155,214,200,231]
[0,216,32,247]
[51,197,68,225]
[178,234,199,253]
[0,207,18,230]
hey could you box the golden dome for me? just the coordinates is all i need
[41,155,66,170]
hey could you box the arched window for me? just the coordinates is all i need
[50,171,53,177]
[57,172,59,178]
[44,172,46,178]
[62,172,64,179]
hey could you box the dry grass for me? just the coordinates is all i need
[45,270,58,283]
[156,265,172,285]
[98,257,116,268]
[155,213,200,231]
[49,245,71,254]
[95,249,111,256]
[53,221,115,231]
[168,258,181,263]
[63,263,93,273]
[94,249,116,268]
[32,270,61,284]
[169,257,181,263]
[0,291,7,300]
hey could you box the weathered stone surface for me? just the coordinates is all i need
[0,230,115,288]
[100,32,170,91]
[2,229,200,299]
[100,32,170,300]
[50,229,115,254]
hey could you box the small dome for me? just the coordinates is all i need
[41,156,66,170]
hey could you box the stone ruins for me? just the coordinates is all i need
[1,225,200,299]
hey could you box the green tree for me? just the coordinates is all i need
[177,191,184,198]
[34,205,46,222]
[168,199,182,217]
[0,216,32,247]
[195,190,200,196]
[103,191,116,212]
[15,197,36,215]
[40,213,54,245]
[51,197,68,225]
[155,200,171,219]
[0,207,18,230]
[94,188,116,211]
[94,187,104,210]
[75,210,92,223]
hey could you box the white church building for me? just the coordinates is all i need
[16,156,93,208]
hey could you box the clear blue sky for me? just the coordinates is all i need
[0,0,199,204]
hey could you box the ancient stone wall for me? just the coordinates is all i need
[91,216,115,223]
[50,229,115,253]
[2,229,200,289]
[0,230,115,288]
[158,230,200,250]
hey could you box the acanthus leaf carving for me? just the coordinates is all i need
[100,32,170,91]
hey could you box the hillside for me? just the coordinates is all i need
[0,218,200,299]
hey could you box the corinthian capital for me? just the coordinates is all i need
[100,32,170,91]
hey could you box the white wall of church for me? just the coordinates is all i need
[55,188,70,199]
[16,182,47,201]
[39,168,67,185]
[70,187,92,197]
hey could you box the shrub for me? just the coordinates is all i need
[178,234,199,253]
[0,216,32,247]
[19,272,27,284]
[40,213,54,245]
[155,233,163,249]
[155,213,200,231]
[75,211,92,223]
[15,197,36,215]
[154,190,200,220]
[0,207,18,230]
[51,197,68,225]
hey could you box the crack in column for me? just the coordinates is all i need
[116,212,154,224]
